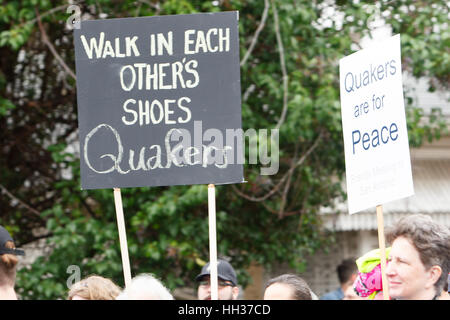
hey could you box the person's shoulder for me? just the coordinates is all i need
[320,289,343,300]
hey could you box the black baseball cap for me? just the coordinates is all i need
[0,226,25,256]
[195,259,237,286]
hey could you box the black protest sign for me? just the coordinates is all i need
[74,12,243,189]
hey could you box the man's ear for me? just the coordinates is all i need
[232,286,240,300]
[426,265,442,289]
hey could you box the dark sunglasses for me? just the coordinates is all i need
[199,279,233,288]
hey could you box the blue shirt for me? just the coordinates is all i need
[320,288,344,300]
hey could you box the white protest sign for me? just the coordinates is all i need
[339,34,414,214]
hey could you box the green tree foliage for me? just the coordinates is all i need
[0,0,448,299]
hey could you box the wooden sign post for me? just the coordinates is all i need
[208,184,219,300]
[376,204,389,299]
[113,188,132,288]
[339,35,414,300]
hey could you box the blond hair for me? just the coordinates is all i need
[67,275,122,300]
[116,274,174,300]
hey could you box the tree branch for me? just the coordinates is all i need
[240,0,270,67]
[232,131,324,202]
[278,141,299,218]
[232,175,286,202]
[18,232,54,247]
[242,84,256,102]
[292,130,324,168]
[261,201,303,217]
[0,183,41,217]
[35,7,77,81]
[271,0,289,130]
[137,0,161,15]
[18,4,68,28]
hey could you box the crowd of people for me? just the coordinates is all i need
[1,214,449,300]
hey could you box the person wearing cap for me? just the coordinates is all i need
[0,226,25,300]
[195,259,239,300]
